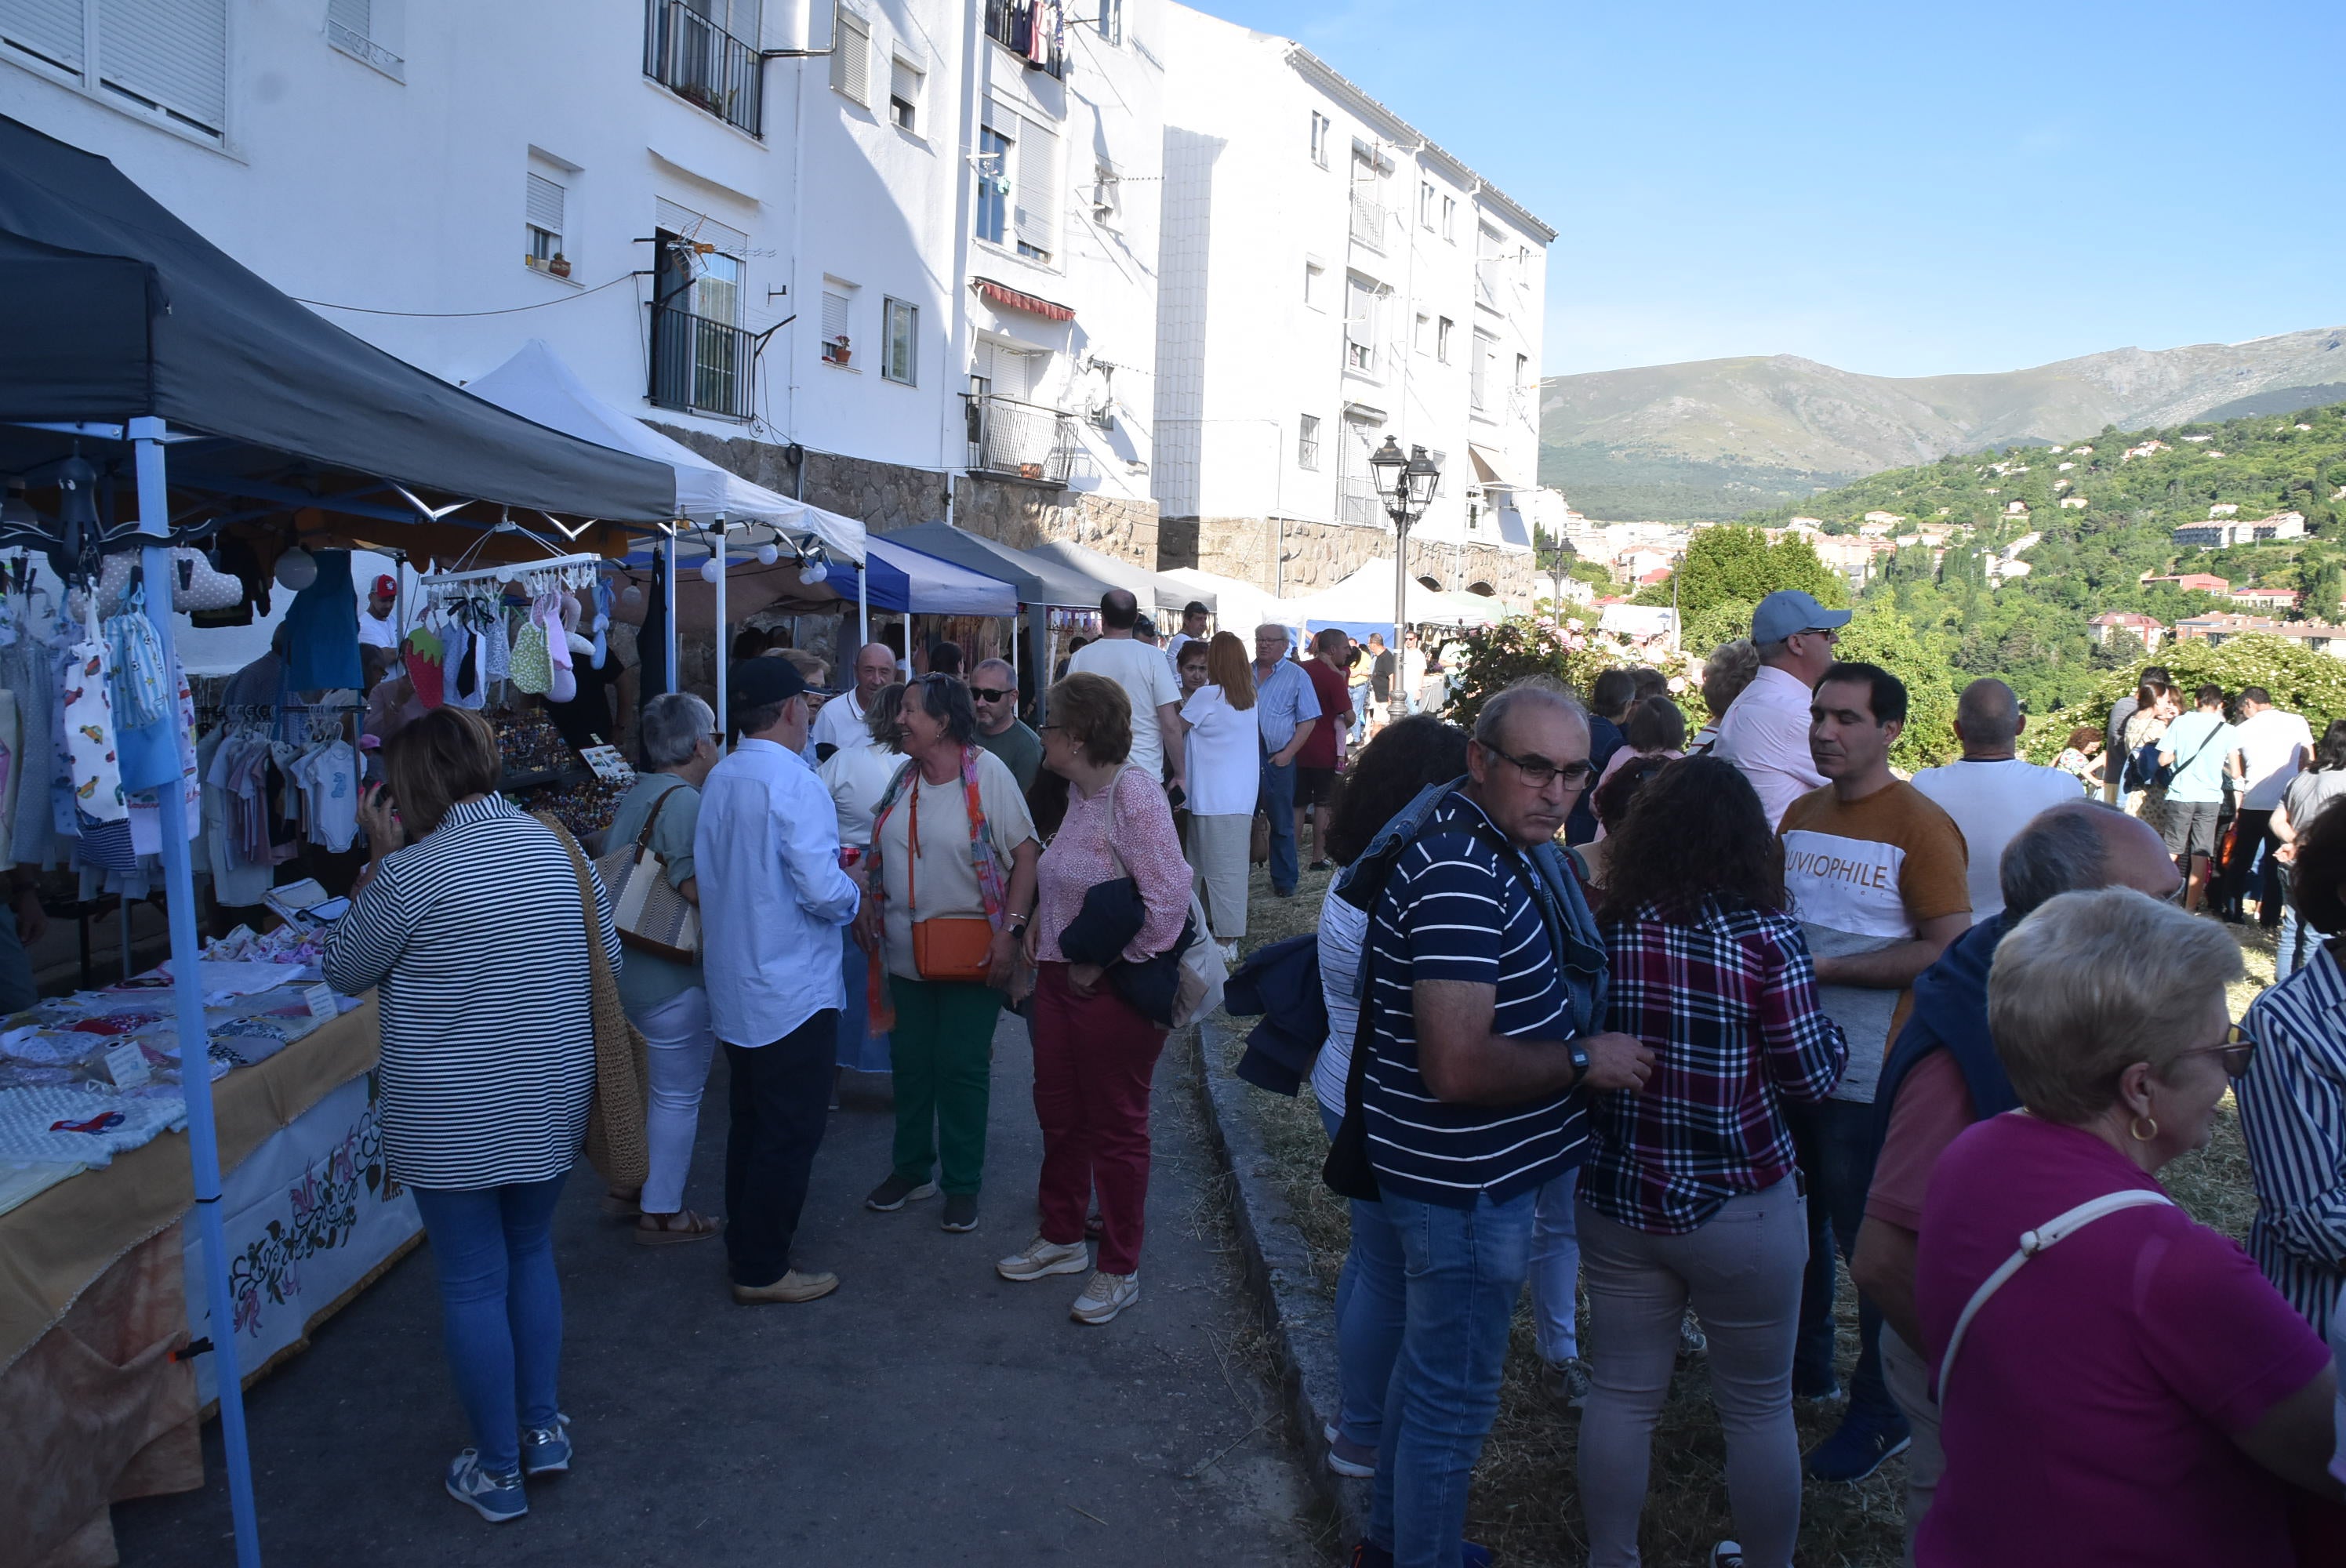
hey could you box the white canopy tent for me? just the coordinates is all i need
[1158,567,1303,641]
[1289,557,1503,638]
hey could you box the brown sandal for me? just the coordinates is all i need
[601,1188,642,1219]
[634,1208,722,1246]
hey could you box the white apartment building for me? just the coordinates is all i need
[1152,5,1551,601]
[0,0,1162,566]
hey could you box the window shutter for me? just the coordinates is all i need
[1,0,87,71]
[830,4,869,103]
[1012,116,1058,258]
[98,0,228,136]
[822,289,849,342]
[889,56,917,107]
[326,0,368,39]
[525,173,565,238]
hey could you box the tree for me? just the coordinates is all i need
[1837,604,1959,771]
[1664,525,1847,624]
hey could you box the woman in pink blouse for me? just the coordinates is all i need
[997,673,1191,1325]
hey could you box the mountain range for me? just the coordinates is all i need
[1538,325,2346,521]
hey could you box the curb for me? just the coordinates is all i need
[1190,1018,1371,1549]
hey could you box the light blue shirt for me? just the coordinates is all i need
[2160,710,2237,804]
[1252,657,1320,755]
[693,738,860,1046]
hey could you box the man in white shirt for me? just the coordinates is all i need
[1910,678,2083,923]
[1069,590,1183,791]
[1713,590,1850,828]
[1164,601,1211,674]
[694,658,863,1307]
[810,641,898,763]
[358,574,400,649]
[2223,684,2312,924]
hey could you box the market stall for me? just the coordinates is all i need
[0,112,679,1567]
[1290,556,1504,644]
[881,523,1129,718]
[1159,566,1303,644]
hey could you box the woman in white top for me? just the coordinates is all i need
[820,683,908,1080]
[1177,631,1258,955]
[1308,713,1470,1481]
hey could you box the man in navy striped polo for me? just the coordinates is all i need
[1354,678,1654,1568]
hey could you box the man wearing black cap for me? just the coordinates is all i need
[694,658,864,1305]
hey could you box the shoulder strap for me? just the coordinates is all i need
[1937,1187,2175,1401]
[634,778,677,853]
[532,810,620,999]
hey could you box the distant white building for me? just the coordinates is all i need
[2174,511,2308,549]
[2060,496,2089,508]
[1153,5,1549,598]
[2210,503,2240,517]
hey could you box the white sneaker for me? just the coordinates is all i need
[996,1235,1090,1281]
[1070,1269,1139,1324]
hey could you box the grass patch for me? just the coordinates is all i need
[1218,869,2270,1567]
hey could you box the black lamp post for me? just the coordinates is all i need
[1368,435,1440,662]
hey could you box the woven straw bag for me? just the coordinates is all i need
[536,811,650,1189]
[593,783,699,963]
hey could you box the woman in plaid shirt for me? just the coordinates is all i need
[1573,756,1848,1568]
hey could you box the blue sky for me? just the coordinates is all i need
[1192,0,2346,379]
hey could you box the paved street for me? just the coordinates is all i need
[114,1014,1318,1566]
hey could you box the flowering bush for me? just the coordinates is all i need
[1446,615,1632,731]
[2024,633,2346,764]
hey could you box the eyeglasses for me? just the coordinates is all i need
[1799,627,1841,642]
[2177,1024,2256,1078]
[1482,743,1595,791]
[969,687,1013,702]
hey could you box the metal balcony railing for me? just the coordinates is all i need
[984,0,1067,79]
[647,301,756,420]
[644,0,764,138]
[1349,189,1385,250]
[965,393,1076,483]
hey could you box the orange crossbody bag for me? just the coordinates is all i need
[908,781,996,982]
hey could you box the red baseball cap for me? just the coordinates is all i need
[372,574,398,597]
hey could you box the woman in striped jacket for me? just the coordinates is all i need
[323,706,619,1526]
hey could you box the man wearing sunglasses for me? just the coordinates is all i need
[1715,590,1850,830]
[968,658,1041,793]
[1852,800,2180,1558]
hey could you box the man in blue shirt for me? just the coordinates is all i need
[695,658,863,1306]
[2157,683,2243,913]
[1251,623,1320,898]
[1355,678,1651,1567]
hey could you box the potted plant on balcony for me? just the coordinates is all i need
[824,335,852,367]
[548,252,572,278]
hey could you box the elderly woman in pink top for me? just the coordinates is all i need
[1915,887,2340,1567]
[996,673,1190,1327]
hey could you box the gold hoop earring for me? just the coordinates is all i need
[2130,1115,2159,1143]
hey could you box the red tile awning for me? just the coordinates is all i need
[973,276,1076,323]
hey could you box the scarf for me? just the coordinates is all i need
[863,744,1010,931]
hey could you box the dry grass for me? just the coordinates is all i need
[1219,868,2272,1567]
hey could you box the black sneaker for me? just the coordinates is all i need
[941,1193,979,1232]
[1807,1408,1912,1483]
[865,1174,939,1211]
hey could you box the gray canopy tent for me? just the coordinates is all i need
[0,113,678,1568]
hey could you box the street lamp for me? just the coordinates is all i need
[1368,435,1440,673]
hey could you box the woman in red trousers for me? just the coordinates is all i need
[997,673,1192,1324]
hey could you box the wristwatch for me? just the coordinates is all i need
[1566,1040,1590,1083]
[1008,914,1031,936]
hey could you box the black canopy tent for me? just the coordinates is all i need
[0,114,683,1568]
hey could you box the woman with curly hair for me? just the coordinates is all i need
[1574,756,1848,1568]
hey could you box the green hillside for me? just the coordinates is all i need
[1730,401,2346,723]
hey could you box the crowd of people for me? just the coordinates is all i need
[314,575,2346,1565]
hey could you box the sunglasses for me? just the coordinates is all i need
[970,686,1013,702]
[2177,1024,2256,1079]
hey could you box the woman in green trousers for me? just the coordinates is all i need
[858,675,1039,1233]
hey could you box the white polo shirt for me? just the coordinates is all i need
[1712,664,1826,830]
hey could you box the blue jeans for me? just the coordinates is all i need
[1530,1166,1582,1364]
[1259,751,1299,894]
[1320,1102,1407,1450]
[1786,1101,1899,1425]
[2276,860,2321,977]
[1371,1185,1538,1566]
[409,1171,570,1475]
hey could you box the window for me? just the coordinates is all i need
[1343,274,1378,375]
[5,0,230,140]
[1470,329,1499,410]
[1309,111,1331,168]
[830,3,870,104]
[821,287,852,365]
[525,171,566,270]
[882,297,917,384]
[327,0,404,79]
[975,125,1011,245]
[645,0,764,135]
[980,97,1059,264]
[1436,316,1454,364]
[648,201,754,418]
[1298,415,1321,471]
[1412,313,1429,354]
[1418,180,1436,230]
[1516,354,1530,394]
[1096,0,1120,44]
[1440,194,1455,241]
[888,56,921,129]
[1304,260,1325,310]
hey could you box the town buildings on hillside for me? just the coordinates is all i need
[2089,612,2167,652]
[2173,511,2308,549]
[2142,572,2232,594]
[1150,6,1549,600]
[0,0,1540,602]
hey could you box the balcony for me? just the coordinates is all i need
[1338,478,1385,528]
[1349,189,1385,251]
[965,393,1077,484]
[644,0,764,138]
[647,301,756,420]
[984,0,1067,80]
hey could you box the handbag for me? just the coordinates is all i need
[907,779,996,982]
[1250,810,1271,866]
[1095,775,1228,1029]
[591,782,700,964]
[536,811,651,1189]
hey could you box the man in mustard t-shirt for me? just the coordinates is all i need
[1778,661,1970,1485]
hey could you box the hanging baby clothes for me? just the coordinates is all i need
[125,665,199,855]
[61,599,125,825]
[509,601,551,694]
[545,593,578,704]
[0,688,17,868]
[282,547,363,691]
[404,625,445,708]
[200,728,272,906]
[440,618,480,709]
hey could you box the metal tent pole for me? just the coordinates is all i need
[662,528,679,695]
[857,551,870,650]
[712,517,728,741]
[132,416,263,1568]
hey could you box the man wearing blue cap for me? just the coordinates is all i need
[1713,590,1853,829]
